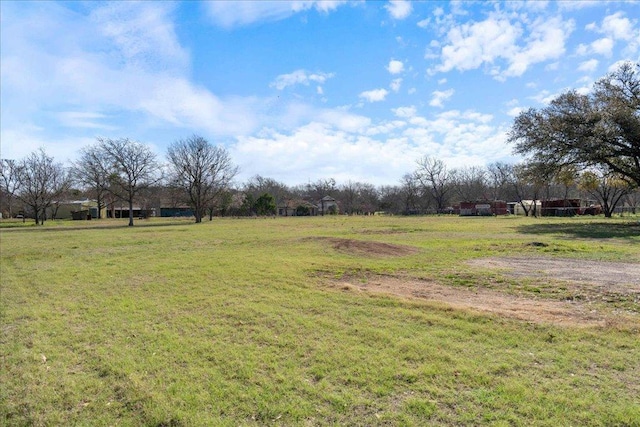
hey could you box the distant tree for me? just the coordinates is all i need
[357,182,379,214]
[377,184,402,214]
[167,135,237,223]
[554,166,580,202]
[295,204,311,216]
[486,162,513,202]
[415,156,452,213]
[304,178,337,201]
[0,159,23,218]
[243,175,290,208]
[240,193,256,216]
[579,170,633,218]
[509,62,640,187]
[450,166,488,202]
[254,193,276,216]
[399,173,423,214]
[337,181,379,215]
[71,145,113,219]
[496,162,546,217]
[15,149,69,225]
[339,180,359,215]
[99,137,160,226]
[214,189,234,218]
[623,188,640,215]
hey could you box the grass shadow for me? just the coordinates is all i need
[516,221,640,240]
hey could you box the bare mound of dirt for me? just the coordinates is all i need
[315,237,419,257]
[334,275,608,327]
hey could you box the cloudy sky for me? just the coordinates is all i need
[1,1,638,186]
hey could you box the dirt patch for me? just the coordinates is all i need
[335,275,609,326]
[329,257,639,327]
[467,257,640,290]
[315,237,419,257]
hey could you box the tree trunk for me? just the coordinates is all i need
[128,199,134,226]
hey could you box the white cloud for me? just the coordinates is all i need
[530,89,558,105]
[90,2,188,72]
[392,106,416,118]
[230,107,511,186]
[435,15,522,73]
[359,88,389,102]
[433,12,574,79]
[204,1,347,28]
[231,122,417,186]
[601,12,636,41]
[417,18,430,29]
[387,59,404,74]
[429,89,454,108]
[577,59,599,73]
[507,106,524,117]
[270,69,335,90]
[502,16,574,78]
[56,111,117,130]
[390,78,402,92]
[384,0,412,20]
[579,12,639,57]
[591,37,614,56]
[0,0,272,155]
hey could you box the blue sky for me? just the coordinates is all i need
[1,1,639,186]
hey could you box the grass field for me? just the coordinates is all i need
[1,215,639,426]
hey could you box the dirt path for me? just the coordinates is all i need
[467,257,640,290]
[332,256,640,327]
[317,237,639,326]
[336,275,610,326]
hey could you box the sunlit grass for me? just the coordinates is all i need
[1,216,639,425]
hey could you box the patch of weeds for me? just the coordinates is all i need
[394,372,419,384]
[403,398,436,418]
[443,273,479,288]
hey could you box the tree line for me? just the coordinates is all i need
[1,63,638,225]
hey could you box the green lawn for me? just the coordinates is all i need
[1,215,639,426]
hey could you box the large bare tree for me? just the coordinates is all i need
[15,149,69,225]
[167,135,238,223]
[99,137,160,226]
[0,159,23,218]
[414,156,452,213]
[71,145,113,219]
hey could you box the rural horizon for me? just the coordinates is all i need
[2,1,639,425]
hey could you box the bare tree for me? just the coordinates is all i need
[99,137,160,226]
[0,159,23,218]
[623,188,640,215]
[15,149,69,225]
[398,173,424,214]
[243,175,290,209]
[450,166,488,202]
[337,180,379,215]
[167,135,238,223]
[415,156,452,213]
[487,162,513,201]
[71,145,113,219]
[579,169,633,218]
